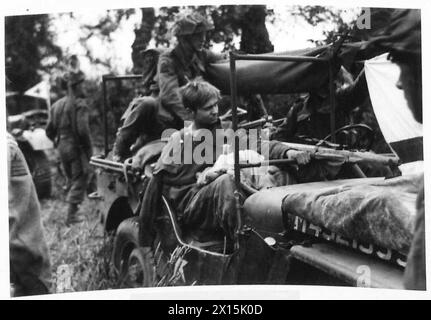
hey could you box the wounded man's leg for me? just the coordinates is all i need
[181,174,240,242]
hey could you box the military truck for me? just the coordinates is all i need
[90,41,418,289]
[6,92,53,199]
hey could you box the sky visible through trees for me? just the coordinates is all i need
[47,5,361,79]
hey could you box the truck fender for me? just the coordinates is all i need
[104,197,134,233]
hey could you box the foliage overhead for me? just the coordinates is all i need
[5,5,370,93]
[293,6,396,45]
[151,5,275,52]
[5,14,63,92]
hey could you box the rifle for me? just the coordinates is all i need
[238,141,400,169]
[238,115,285,130]
[90,156,143,180]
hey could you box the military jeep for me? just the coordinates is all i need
[6,92,53,199]
[90,41,416,290]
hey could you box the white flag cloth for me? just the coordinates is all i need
[24,81,50,101]
[364,53,423,174]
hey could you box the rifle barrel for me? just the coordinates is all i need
[238,158,297,168]
[91,157,123,166]
[90,161,134,174]
[281,142,399,165]
[90,157,141,177]
[238,117,285,129]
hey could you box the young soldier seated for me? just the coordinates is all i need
[150,80,310,245]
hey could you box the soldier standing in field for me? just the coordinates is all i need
[112,12,227,162]
[46,70,93,225]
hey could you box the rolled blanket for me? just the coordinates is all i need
[282,173,422,255]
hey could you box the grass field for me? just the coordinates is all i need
[39,149,199,295]
[40,151,118,294]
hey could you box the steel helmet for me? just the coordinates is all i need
[172,12,214,36]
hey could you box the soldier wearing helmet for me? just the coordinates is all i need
[112,12,226,162]
[157,12,226,128]
[46,61,93,225]
[369,9,422,123]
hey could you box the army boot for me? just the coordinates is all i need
[66,203,84,226]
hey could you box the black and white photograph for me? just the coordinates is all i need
[2,0,427,299]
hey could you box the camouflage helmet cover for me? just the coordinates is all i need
[172,12,214,36]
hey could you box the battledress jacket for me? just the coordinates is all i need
[45,95,92,160]
[8,135,51,296]
[112,46,226,160]
[156,44,227,125]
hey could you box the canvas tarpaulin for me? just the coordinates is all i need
[205,41,382,96]
[281,173,422,255]
[205,46,332,95]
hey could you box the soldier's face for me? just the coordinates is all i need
[391,53,422,123]
[194,96,219,127]
[186,32,206,51]
[74,82,86,98]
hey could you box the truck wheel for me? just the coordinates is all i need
[112,217,140,275]
[27,150,52,199]
[120,247,155,288]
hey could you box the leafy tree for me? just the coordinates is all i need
[131,8,156,74]
[238,5,273,53]
[291,5,356,46]
[5,14,62,92]
[293,6,395,45]
[129,5,275,72]
[206,5,274,53]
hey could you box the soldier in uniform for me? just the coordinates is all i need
[144,80,310,245]
[112,12,227,162]
[369,9,424,290]
[8,134,51,296]
[46,70,93,225]
[156,12,227,128]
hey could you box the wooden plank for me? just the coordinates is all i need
[290,243,404,289]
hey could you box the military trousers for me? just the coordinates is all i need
[58,138,90,205]
[179,174,241,243]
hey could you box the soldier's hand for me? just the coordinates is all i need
[286,149,311,165]
[196,168,227,186]
[206,168,227,182]
[131,156,142,170]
